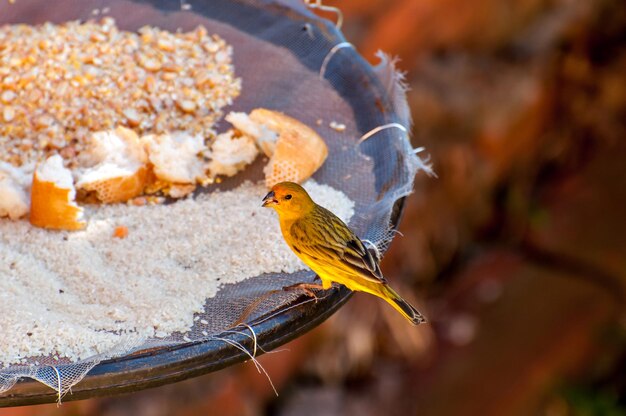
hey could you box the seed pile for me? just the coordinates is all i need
[0,18,241,168]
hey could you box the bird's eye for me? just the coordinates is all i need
[284,194,292,200]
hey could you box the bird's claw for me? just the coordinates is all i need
[302,288,318,302]
[282,282,325,303]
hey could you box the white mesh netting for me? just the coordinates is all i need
[0,0,432,402]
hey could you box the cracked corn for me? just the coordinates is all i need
[0,18,241,169]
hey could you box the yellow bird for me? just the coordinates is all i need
[262,182,426,325]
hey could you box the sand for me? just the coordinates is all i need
[0,180,354,366]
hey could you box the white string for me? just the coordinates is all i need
[240,323,258,357]
[221,328,285,356]
[52,365,62,405]
[214,336,278,396]
[305,0,344,29]
[319,42,353,79]
[221,329,266,354]
[357,123,407,145]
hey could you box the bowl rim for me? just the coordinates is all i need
[0,0,411,406]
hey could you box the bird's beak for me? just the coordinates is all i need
[262,190,278,207]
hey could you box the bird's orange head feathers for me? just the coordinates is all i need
[262,182,315,219]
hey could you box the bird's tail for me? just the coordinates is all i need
[378,284,427,325]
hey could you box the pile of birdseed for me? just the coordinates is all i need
[0,18,240,168]
[0,180,354,366]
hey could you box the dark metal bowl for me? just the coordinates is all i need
[0,0,412,406]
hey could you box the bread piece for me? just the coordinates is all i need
[30,155,86,230]
[248,108,328,187]
[0,162,33,220]
[225,111,278,157]
[76,127,149,203]
[142,132,207,184]
[207,130,259,177]
[0,169,28,220]
[78,165,150,203]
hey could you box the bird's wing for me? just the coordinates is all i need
[344,237,385,283]
[289,207,386,284]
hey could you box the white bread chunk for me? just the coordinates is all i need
[30,155,86,230]
[220,109,328,187]
[225,111,278,157]
[143,132,207,183]
[79,127,147,168]
[0,162,32,219]
[75,127,149,203]
[248,109,328,187]
[36,155,74,190]
[208,130,259,177]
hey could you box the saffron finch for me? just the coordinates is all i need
[262,182,426,325]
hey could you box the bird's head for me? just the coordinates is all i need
[262,182,314,218]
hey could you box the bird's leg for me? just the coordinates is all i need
[312,275,333,290]
[282,282,326,302]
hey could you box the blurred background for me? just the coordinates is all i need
[2,0,625,414]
